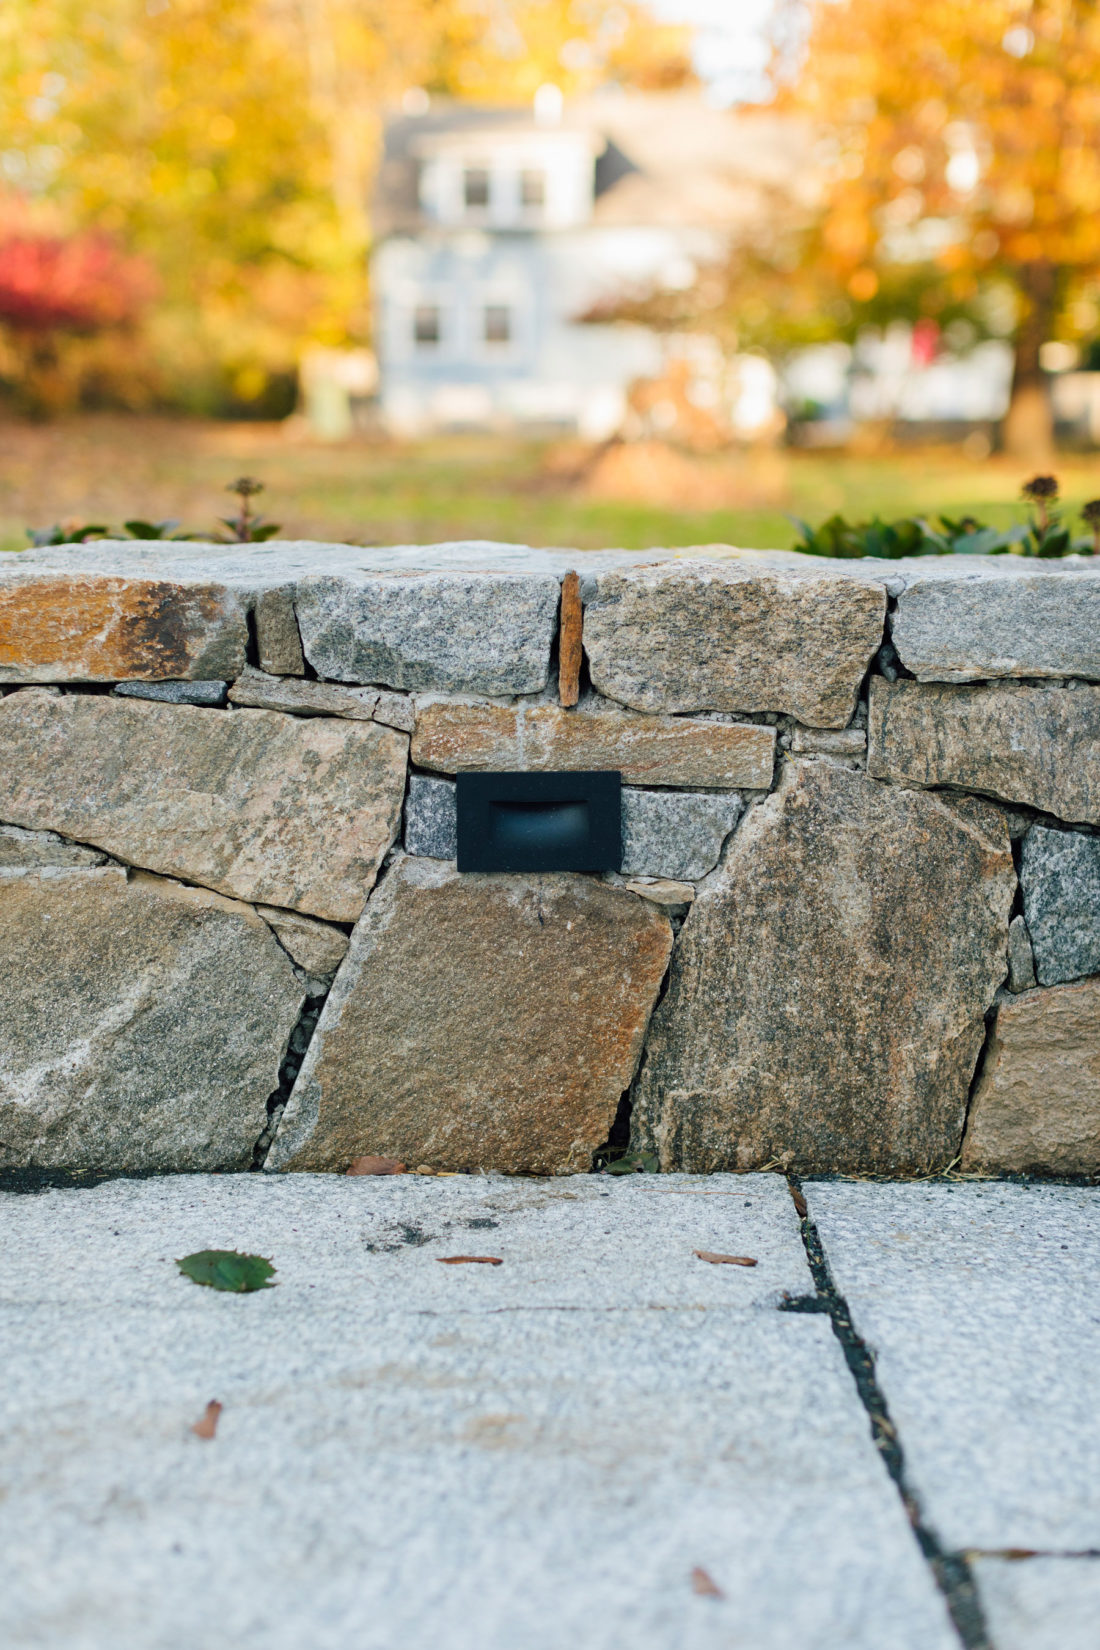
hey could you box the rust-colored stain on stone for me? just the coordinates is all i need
[0,576,246,682]
[558,570,583,707]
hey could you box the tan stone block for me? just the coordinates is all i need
[868,677,1100,825]
[0,573,247,683]
[267,859,673,1175]
[254,587,305,675]
[961,978,1100,1174]
[0,689,407,922]
[412,699,775,790]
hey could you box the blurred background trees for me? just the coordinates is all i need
[0,0,691,415]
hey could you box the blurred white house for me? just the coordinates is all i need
[370,88,813,440]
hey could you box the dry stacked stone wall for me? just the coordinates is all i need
[1,540,1098,1180]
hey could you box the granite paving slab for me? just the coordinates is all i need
[971,1557,1100,1650]
[805,1180,1100,1552]
[0,1174,957,1650]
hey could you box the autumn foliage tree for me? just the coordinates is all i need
[791,0,1100,456]
[0,0,692,413]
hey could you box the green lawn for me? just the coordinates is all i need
[2,415,1098,554]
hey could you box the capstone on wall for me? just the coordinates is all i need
[1,541,1098,1180]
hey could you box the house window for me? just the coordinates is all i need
[520,169,545,208]
[413,304,441,347]
[464,167,490,209]
[484,304,511,345]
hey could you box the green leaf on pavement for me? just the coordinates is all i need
[177,1250,276,1292]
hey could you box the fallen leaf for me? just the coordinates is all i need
[191,1399,222,1439]
[436,1255,503,1266]
[347,1155,406,1176]
[694,1250,758,1267]
[177,1250,276,1292]
[603,1149,660,1175]
[790,1186,808,1218]
[691,1567,724,1598]
[414,1165,438,1175]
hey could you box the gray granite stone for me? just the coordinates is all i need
[632,762,1015,1174]
[972,1558,1100,1650]
[621,788,742,880]
[0,868,304,1172]
[295,570,560,695]
[1007,914,1037,993]
[891,572,1100,683]
[582,560,886,728]
[372,689,416,733]
[114,679,228,707]
[403,774,457,859]
[806,1181,1100,1550]
[0,1174,957,1650]
[1020,826,1100,985]
[0,688,408,923]
[868,677,1100,824]
[227,667,379,719]
[0,824,106,871]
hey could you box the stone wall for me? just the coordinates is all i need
[2,541,1098,1180]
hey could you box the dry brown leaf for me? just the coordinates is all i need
[436,1255,503,1266]
[691,1567,724,1598]
[790,1186,808,1217]
[694,1250,758,1267]
[191,1400,222,1440]
[346,1155,406,1176]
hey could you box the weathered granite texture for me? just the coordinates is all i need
[403,774,458,860]
[1006,915,1038,993]
[254,586,305,675]
[1019,826,1100,986]
[295,571,560,695]
[581,562,885,727]
[115,679,228,707]
[0,571,247,683]
[268,858,673,1175]
[412,698,775,789]
[0,689,407,922]
[0,825,106,870]
[0,868,303,1172]
[621,788,742,880]
[227,667,380,719]
[961,979,1100,1174]
[632,761,1014,1174]
[868,677,1100,823]
[891,572,1100,683]
[255,907,350,983]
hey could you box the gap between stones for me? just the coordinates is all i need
[787,1174,994,1650]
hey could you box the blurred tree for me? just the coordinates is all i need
[0,0,692,414]
[594,2,1100,458]
[792,0,1100,457]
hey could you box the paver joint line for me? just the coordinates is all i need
[788,1175,994,1650]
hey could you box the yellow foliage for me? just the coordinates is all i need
[0,0,691,407]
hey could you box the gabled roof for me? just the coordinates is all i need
[372,90,819,238]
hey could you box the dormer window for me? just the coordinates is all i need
[464,167,490,210]
[484,304,511,345]
[413,304,441,347]
[520,169,545,209]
